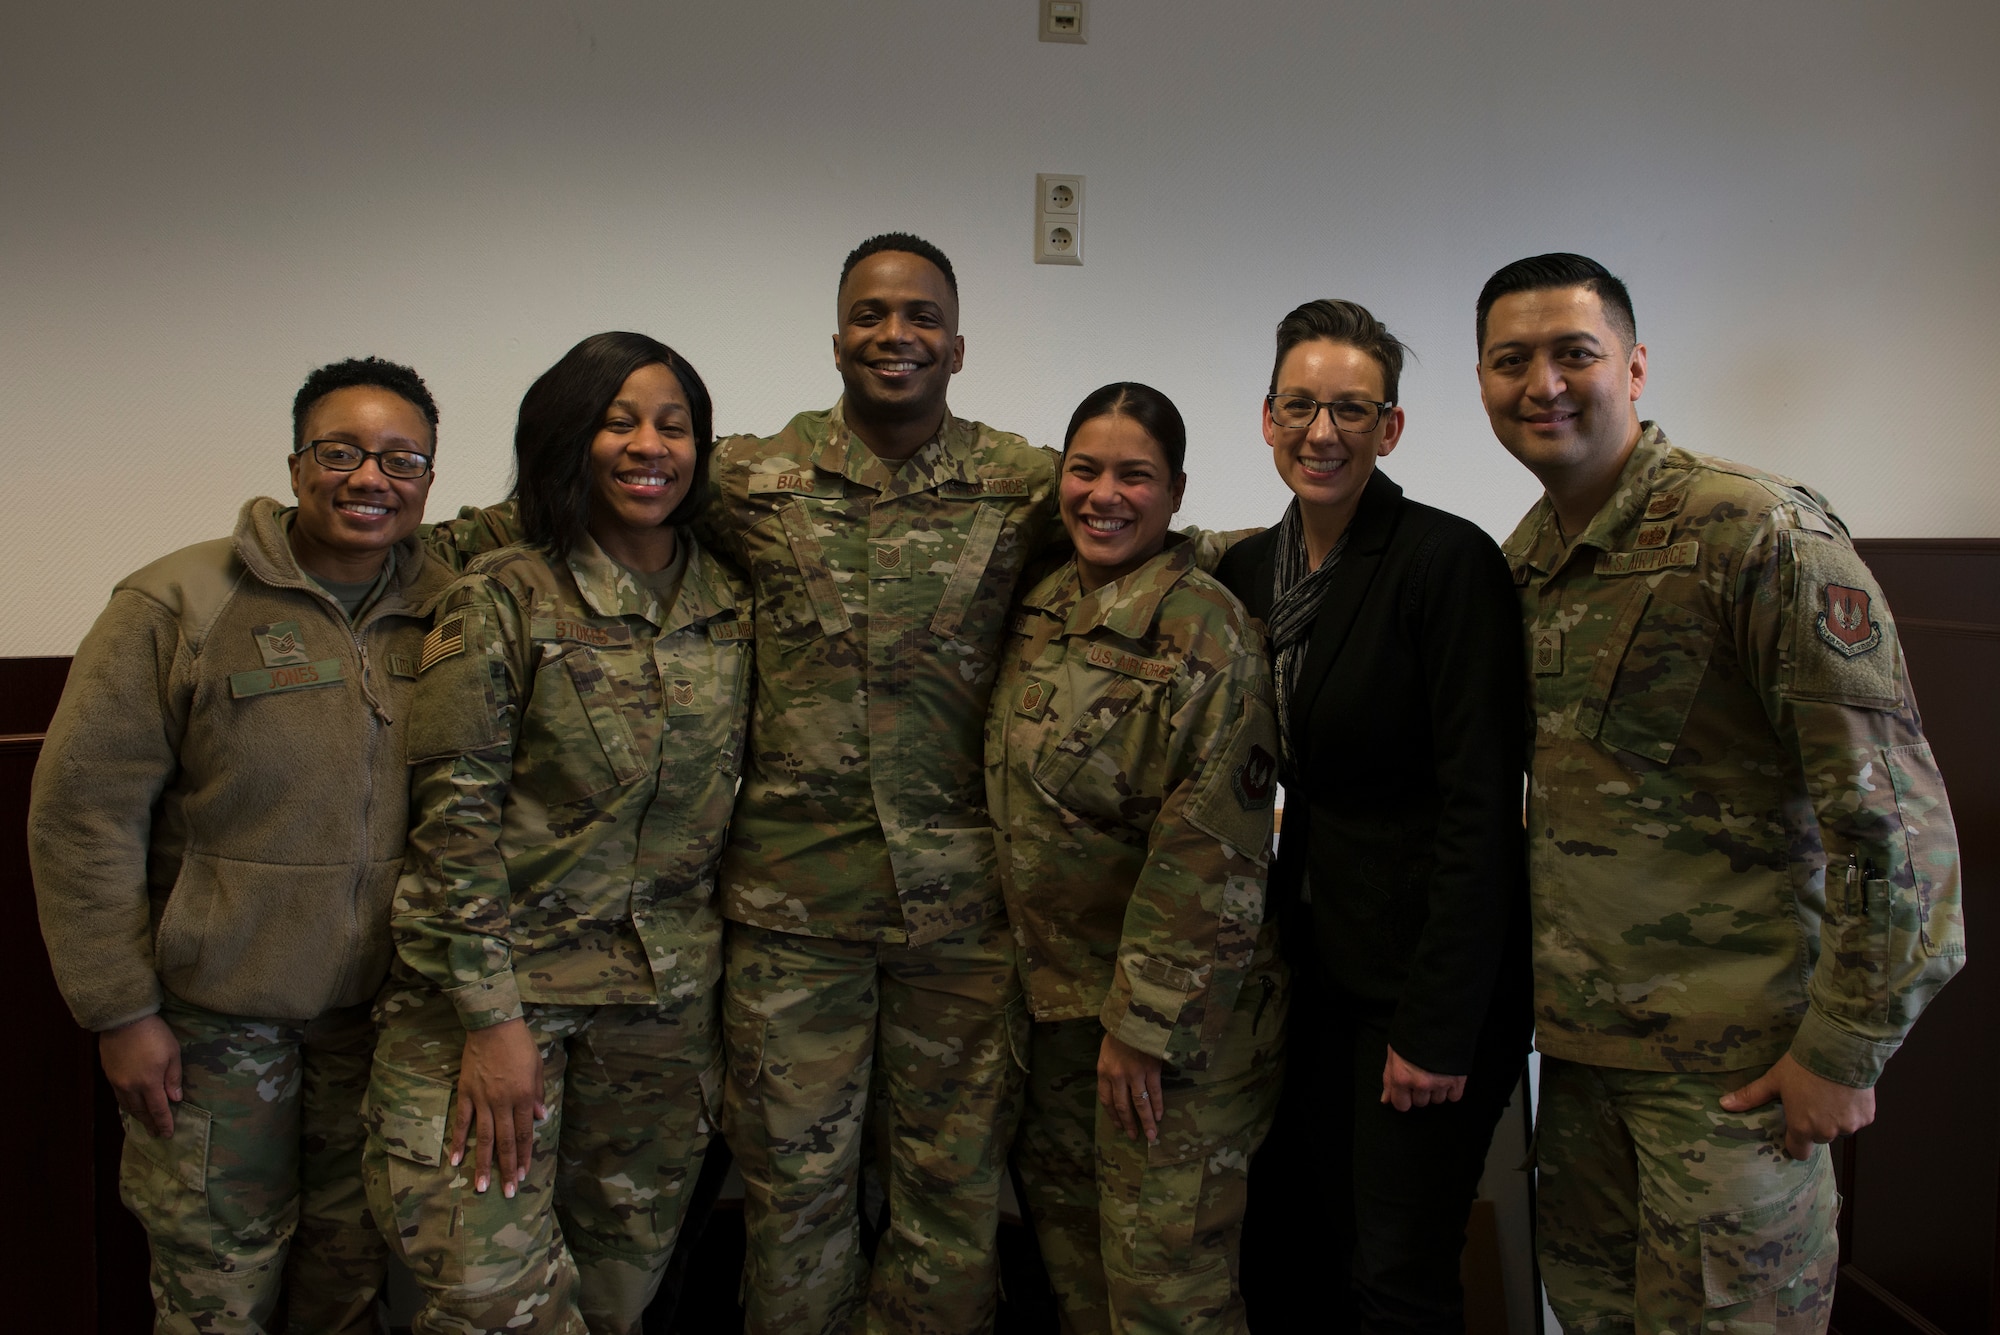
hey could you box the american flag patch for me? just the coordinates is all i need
[419,615,466,672]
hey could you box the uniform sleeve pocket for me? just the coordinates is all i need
[1184,695,1279,867]
[1698,1164,1838,1306]
[366,1067,454,1168]
[407,611,502,762]
[1594,593,1717,763]
[1886,742,1965,959]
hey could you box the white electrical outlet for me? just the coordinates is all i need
[1038,173,1082,216]
[1034,173,1085,265]
[1038,0,1086,43]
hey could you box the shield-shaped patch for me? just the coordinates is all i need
[1816,583,1882,657]
[1231,744,1277,811]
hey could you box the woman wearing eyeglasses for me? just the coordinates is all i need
[29,358,455,1332]
[988,381,1284,1334]
[1217,301,1530,1333]
[362,332,752,1335]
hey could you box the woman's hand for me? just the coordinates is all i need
[100,1014,182,1137]
[1380,1044,1466,1111]
[1098,1033,1165,1144]
[450,1018,546,1197]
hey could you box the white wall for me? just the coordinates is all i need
[3,0,1995,657]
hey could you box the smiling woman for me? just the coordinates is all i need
[988,380,1285,1332]
[362,332,754,1333]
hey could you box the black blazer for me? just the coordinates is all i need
[1216,470,1528,1074]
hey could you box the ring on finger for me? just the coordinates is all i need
[1136,1090,1149,1101]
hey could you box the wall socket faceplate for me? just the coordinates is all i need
[1038,0,1086,43]
[1035,172,1083,265]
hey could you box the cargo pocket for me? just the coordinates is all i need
[1699,1164,1838,1309]
[1128,1142,1210,1275]
[722,991,770,1093]
[120,1103,215,1265]
[365,1067,464,1282]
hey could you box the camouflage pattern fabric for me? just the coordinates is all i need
[1502,423,1964,1085]
[1016,940,1285,1335]
[119,995,384,1335]
[1536,1057,1838,1331]
[392,532,751,1029]
[422,501,525,575]
[694,399,1064,945]
[984,543,1278,1070]
[721,916,1027,1335]
[363,980,720,1335]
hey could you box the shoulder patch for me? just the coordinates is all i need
[1183,695,1278,866]
[1782,532,1902,709]
[419,615,466,672]
[1085,643,1177,682]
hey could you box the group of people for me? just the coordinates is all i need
[29,234,1963,1335]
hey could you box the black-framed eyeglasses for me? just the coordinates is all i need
[296,439,434,480]
[1265,394,1395,434]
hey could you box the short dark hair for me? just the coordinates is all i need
[1476,253,1637,352]
[1062,382,1188,475]
[512,332,715,557]
[292,356,439,450]
[1270,300,1409,403]
[839,232,959,299]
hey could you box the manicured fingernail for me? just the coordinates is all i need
[503,1180,516,1199]
[450,1151,462,1166]
[475,1176,487,1193]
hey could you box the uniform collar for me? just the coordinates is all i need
[1028,537,1197,641]
[1502,421,1672,577]
[566,529,739,634]
[234,496,451,612]
[821,397,983,499]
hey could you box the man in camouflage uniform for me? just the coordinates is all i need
[367,354,754,1333]
[694,233,1064,1334]
[1477,253,1964,1331]
[988,527,1284,1334]
[30,357,453,1333]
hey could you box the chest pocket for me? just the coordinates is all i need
[1584,586,1718,764]
[746,476,851,649]
[523,645,649,803]
[1032,674,1152,802]
[931,502,1009,640]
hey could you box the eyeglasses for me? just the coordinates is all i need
[296,439,434,480]
[1265,394,1394,434]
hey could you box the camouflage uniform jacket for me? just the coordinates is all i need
[394,532,754,1030]
[985,541,1279,1069]
[1503,423,1964,1086]
[30,498,454,1030]
[695,400,1063,945]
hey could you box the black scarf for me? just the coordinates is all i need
[1268,499,1349,782]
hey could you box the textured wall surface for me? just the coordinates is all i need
[3,1,1996,654]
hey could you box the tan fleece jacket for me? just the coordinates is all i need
[30,497,455,1030]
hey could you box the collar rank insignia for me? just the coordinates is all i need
[1817,583,1883,657]
[1533,628,1563,675]
[1016,679,1050,719]
[1644,492,1685,520]
[252,621,310,668]
[1232,744,1278,811]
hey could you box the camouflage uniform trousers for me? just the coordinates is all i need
[118,994,385,1335]
[362,979,721,1335]
[722,914,1028,1335]
[1536,1057,1840,1334]
[1015,951,1286,1335]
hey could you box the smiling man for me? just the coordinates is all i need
[1478,254,1964,1331]
[695,234,1063,1334]
[30,356,455,1335]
